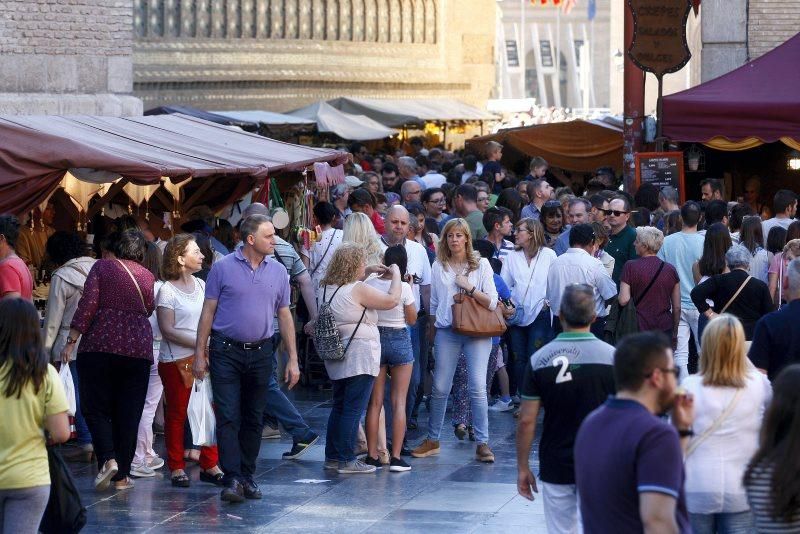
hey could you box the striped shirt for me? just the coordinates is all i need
[745,462,800,533]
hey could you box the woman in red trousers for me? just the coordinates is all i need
[157,234,223,487]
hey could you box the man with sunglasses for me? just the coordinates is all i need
[574,332,694,534]
[605,197,638,286]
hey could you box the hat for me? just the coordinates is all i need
[345,175,363,188]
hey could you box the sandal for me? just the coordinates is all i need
[171,473,190,488]
[199,470,225,486]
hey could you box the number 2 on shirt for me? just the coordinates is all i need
[553,356,573,384]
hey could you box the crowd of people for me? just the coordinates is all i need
[1,140,800,532]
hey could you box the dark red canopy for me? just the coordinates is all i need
[0,114,347,216]
[662,31,800,144]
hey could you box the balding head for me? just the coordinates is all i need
[385,205,410,244]
[243,202,269,218]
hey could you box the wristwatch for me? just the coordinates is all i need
[467,286,477,296]
[66,336,78,345]
[677,428,694,438]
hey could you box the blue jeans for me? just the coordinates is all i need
[324,374,375,462]
[209,334,273,484]
[689,511,754,534]
[68,360,92,445]
[508,309,554,395]
[427,328,492,444]
[263,334,316,444]
[697,313,709,346]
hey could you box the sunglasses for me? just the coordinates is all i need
[602,209,629,217]
[646,367,681,379]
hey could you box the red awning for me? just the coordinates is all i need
[662,31,800,145]
[0,114,347,215]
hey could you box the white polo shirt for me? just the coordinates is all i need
[380,238,432,312]
[546,248,618,318]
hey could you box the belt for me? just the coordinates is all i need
[211,331,271,351]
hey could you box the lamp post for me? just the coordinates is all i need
[622,1,645,193]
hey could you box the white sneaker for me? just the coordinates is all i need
[489,399,514,412]
[130,464,155,478]
[261,425,281,439]
[147,456,165,470]
[95,459,118,490]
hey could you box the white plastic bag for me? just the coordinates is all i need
[188,379,216,447]
[59,363,76,416]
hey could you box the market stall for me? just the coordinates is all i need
[286,101,398,141]
[0,113,347,219]
[466,117,623,175]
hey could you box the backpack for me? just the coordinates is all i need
[314,285,366,361]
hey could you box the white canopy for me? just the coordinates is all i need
[326,97,497,127]
[211,110,315,126]
[287,102,398,141]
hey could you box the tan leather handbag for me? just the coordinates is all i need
[451,292,507,338]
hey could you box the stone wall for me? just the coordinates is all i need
[748,0,800,59]
[133,0,495,111]
[0,0,141,115]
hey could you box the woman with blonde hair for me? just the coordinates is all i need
[501,218,555,405]
[682,314,771,533]
[411,218,498,463]
[342,212,383,266]
[318,243,401,474]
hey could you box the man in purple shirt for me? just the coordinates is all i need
[574,332,695,533]
[195,214,300,503]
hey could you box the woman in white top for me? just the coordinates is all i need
[156,234,223,488]
[301,201,343,290]
[318,243,401,474]
[411,218,498,463]
[364,245,417,472]
[682,314,771,534]
[740,215,770,283]
[501,218,556,400]
[130,242,166,478]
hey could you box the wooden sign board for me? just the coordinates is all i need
[634,152,686,203]
[627,0,692,78]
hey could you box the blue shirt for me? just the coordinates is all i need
[554,227,571,256]
[575,398,691,534]
[520,202,541,221]
[493,273,510,344]
[205,246,290,342]
[657,231,704,309]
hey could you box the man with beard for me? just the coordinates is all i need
[574,333,695,533]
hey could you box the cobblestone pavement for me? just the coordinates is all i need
[68,388,547,533]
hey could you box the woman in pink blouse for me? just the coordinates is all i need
[61,230,156,491]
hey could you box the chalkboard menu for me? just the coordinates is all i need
[634,152,686,202]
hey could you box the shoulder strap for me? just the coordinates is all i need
[685,387,744,458]
[117,259,147,314]
[720,275,752,314]
[634,261,666,307]
[322,284,343,305]
[342,306,367,357]
[310,230,338,277]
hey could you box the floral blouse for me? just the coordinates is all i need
[71,259,156,361]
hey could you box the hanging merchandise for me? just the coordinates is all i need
[269,177,291,229]
[293,168,322,251]
[123,182,160,219]
[162,177,186,222]
[312,162,346,187]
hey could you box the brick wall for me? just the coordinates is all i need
[748,0,800,59]
[0,0,132,56]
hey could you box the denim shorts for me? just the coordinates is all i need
[378,326,414,367]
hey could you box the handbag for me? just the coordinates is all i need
[39,447,87,533]
[452,291,507,338]
[507,252,541,326]
[605,261,665,344]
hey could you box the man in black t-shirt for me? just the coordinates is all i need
[516,284,616,534]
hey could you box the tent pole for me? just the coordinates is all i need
[622,0,645,193]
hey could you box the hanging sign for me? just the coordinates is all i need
[627,0,692,77]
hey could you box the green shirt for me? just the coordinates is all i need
[606,225,638,286]
[465,210,488,240]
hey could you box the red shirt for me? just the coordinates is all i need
[370,210,386,234]
[620,256,680,332]
[0,255,33,300]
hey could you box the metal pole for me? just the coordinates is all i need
[520,0,527,98]
[622,0,645,193]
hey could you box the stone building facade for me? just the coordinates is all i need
[133,0,496,111]
[0,0,142,115]
[701,0,800,82]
